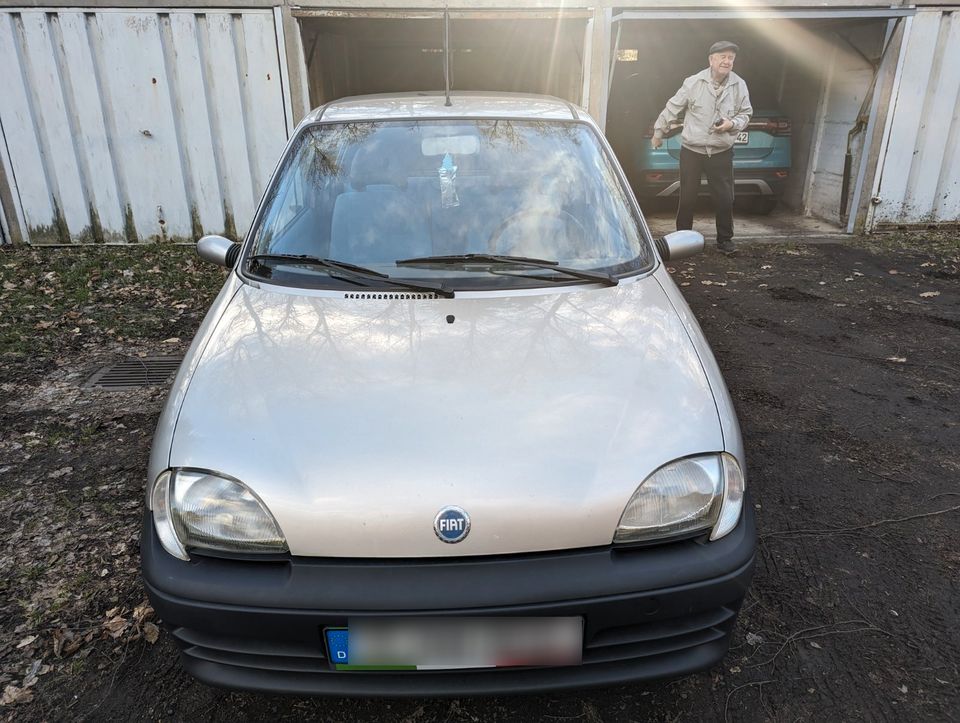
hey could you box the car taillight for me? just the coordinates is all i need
[749,117,791,136]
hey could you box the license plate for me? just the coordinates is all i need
[325,617,583,671]
[735,131,749,144]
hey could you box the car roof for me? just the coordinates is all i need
[302,92,588,124]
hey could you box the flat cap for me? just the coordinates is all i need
[708,40,739,55]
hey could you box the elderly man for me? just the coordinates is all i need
[652,41,753,254]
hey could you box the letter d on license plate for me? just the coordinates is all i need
[327,617,583,670]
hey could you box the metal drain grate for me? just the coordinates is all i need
[85,356,183,389]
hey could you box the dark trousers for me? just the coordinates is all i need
[676,146,734,246]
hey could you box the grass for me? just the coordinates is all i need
[0,245,225,361]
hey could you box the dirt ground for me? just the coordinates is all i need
[1,235,958,722]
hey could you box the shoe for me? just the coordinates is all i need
[717,241,737,255]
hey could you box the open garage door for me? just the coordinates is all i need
[295,9,592,109]
[606,7,913,240]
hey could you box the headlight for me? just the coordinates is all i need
[150,469,288,560]
[614,453,744,544]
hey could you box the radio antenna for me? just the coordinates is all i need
[443,4,452,106]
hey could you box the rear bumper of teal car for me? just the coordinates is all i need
[639,169,789,198]
[633,138,790,199]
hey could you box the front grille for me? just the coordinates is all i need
[174,628,328,673]
[583,606,735,664]
[172,606,735,674]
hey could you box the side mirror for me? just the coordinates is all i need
[655,230,704,262]
[197,235,241,268]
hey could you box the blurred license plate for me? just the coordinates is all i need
[325,617,583,670]
[735,131,749,144]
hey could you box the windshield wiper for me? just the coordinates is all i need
[395,253,618,287]
[247,254,454,298]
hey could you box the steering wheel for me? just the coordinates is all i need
[487,209,588,256]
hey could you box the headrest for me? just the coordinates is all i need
[349,131,415,190]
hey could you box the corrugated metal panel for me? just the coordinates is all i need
[803,23,883,223]
[873,10,960,226]
[0,9,289,244]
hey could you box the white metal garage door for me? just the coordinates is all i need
[0,8,293,244]
[870,10,960,228]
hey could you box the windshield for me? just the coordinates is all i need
[247,119,653,289]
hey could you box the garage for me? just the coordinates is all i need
[605,7,914,241]
[296,9,594,109]
[291,5,917,243]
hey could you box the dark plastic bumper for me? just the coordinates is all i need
[141,506,755,696]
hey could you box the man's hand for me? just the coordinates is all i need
[714,119,735,133]
[651,135,663,149]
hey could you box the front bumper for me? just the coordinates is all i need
[142,506,755,696]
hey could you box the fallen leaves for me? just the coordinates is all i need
[1,684,33,706]
[0,660,53,706]
[103,612,129,639]
[98,600,159,644]
[52,627,91,658]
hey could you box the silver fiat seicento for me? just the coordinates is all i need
[142,92,755,695]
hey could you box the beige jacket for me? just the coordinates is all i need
[653,69,753,156]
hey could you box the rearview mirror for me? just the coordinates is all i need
[656,230,704,261]
[422,135,479,156]
[197,235,241,268]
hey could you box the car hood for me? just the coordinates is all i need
[170,277,723,557]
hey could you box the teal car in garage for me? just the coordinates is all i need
[636,110,792,213]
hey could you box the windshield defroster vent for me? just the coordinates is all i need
[85,356,183,389]
[344,292,439,300]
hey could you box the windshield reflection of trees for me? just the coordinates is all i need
[252,120,647,272]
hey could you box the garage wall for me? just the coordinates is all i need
[803,22,885,223]
[872,9,960,227]
[0,8,291,244]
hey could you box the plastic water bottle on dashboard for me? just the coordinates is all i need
[438,153,460,208]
